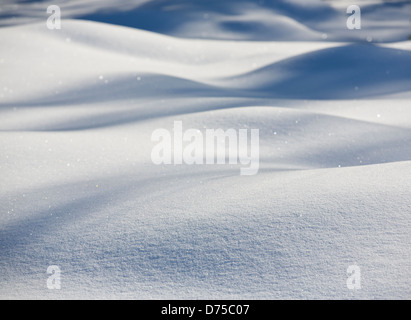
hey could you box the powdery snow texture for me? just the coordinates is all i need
[0,0,410,299]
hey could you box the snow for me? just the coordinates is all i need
[0,0,410,299]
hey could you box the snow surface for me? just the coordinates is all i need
[0,0,411,299]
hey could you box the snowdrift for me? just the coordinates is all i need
[0,0,410,299]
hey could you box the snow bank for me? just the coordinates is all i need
[0,0,410,299]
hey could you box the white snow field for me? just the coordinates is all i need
[1,0,411,299]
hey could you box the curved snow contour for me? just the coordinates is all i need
[0,0,411,300]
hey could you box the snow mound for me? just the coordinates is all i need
[1,0,411,299]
